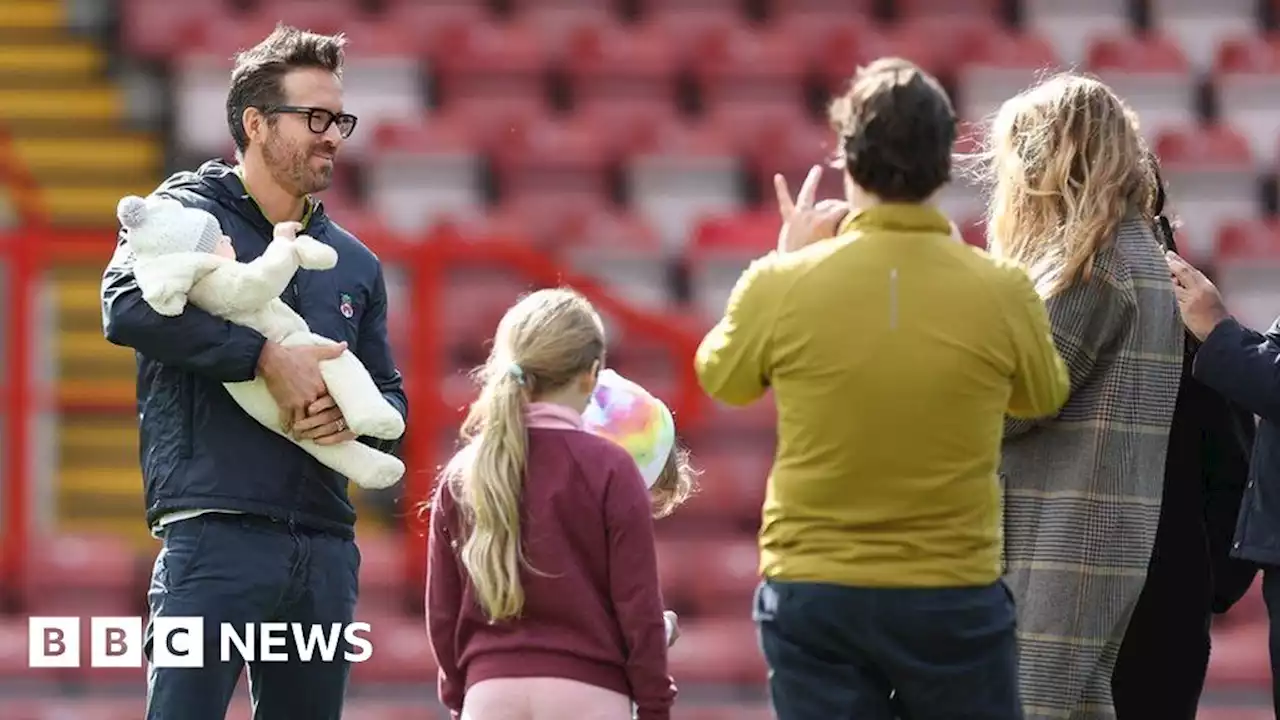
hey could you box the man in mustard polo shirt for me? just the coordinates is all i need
[694,58,1069,720]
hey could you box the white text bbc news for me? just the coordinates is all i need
[28,617,373,668]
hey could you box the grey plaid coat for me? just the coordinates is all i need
[1001,215,1184,720]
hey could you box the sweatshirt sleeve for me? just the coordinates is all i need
[1002,267,1071,420]
[694,254,780,406]
[425,483,465,715]
[604,455,675,719]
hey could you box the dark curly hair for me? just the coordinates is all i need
[828,58,957,203]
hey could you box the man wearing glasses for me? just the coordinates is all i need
[101,24,406,720]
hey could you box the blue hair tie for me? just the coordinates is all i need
[507,362,526,386]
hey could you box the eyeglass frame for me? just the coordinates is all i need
[254,105,358,139]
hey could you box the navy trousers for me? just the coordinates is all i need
[144,513,360,720]
[754,579,1023,720]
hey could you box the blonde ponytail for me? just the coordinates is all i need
[454,368,530,621]
[444,287,607,623]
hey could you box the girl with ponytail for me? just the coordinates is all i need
[426,288,675,720]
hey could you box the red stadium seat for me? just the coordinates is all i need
[348,612,439,684]
[354,531,408,612]
[625,117,744,247]
[957,30,1063,121]
[384,1,492,58]
[1204,618,1270,689]
[688,24,809,114]
[23,533,141,616]
[958,216,989,250]
[1148,0,1256,70]
[575,102,682,166]
[691,210,778,254]
[1214,220,1280,332]
[1085,34,1195,139]
[1153,124,1258,262]
[433,22,553,115]
[0,616,40,682]
[685,536,762,618]
[687,211,777,320]
[490,114,613,207]
[765,0,875,22]
[894,0,1005,19]
[642,9,752,58]
[1213,34,1280,160]
[562,19,681,112]
[668,617,768,684]
[510,0,617,45]
[366,113,489,234]
[1023,0,1132,66]
[1216,219,1280,261]
[673,445,769,528]
[816,16,1002,88]
[120,0,230,60]
[250,0,367,35]
[772,15,872,72]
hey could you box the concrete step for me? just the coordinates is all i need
[0,87,120,123]
[0,41,101,75]
[0,1,65,33]
[57,379,136,411]
[58,466,140,497]
[12,133,160,179]
[38,180,157,225]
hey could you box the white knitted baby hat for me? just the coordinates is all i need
[117,195,222,257]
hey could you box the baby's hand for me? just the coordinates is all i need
[274,221,304,240]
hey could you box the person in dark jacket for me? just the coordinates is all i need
[1165,249,1279,712]
[100,25,406,720]
[1110,168,1257,719]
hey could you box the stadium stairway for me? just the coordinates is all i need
[0,0,155,544]
[0,0,157,224]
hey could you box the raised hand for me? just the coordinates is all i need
[774,165,848,254]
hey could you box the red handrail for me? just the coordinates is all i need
[0,223,709,598]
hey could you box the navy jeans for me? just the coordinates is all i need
[754,579,1022,720]
[144,514,360,720]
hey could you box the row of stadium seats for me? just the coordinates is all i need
[1,528,1270,689]
[161,21,1280,154]
[121,0,1271,68]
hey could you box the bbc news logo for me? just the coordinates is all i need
[28,617,373,668]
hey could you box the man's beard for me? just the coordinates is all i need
[262,132,332,196]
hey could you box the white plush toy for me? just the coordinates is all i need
[116,194,405,490]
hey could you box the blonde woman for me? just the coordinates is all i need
[425,289,675,720]
[983,74,1184,719]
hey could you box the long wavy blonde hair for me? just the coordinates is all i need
[445,288,605,622]
[982,73,1156,297]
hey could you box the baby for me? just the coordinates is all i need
[116,194,406,489]
[582,368,698,646]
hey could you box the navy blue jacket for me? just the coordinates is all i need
[1193,315,1280,567]
[101,160,407,538]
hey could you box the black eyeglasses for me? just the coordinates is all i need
[258,105,358,138]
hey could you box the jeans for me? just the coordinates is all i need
[144,513,360,720]
[754,579,1022,720]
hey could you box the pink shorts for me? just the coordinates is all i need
[462,677,632,720]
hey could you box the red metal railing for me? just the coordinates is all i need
[0,223,709,598]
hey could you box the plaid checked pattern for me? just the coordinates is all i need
[1000,216,1185,720]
